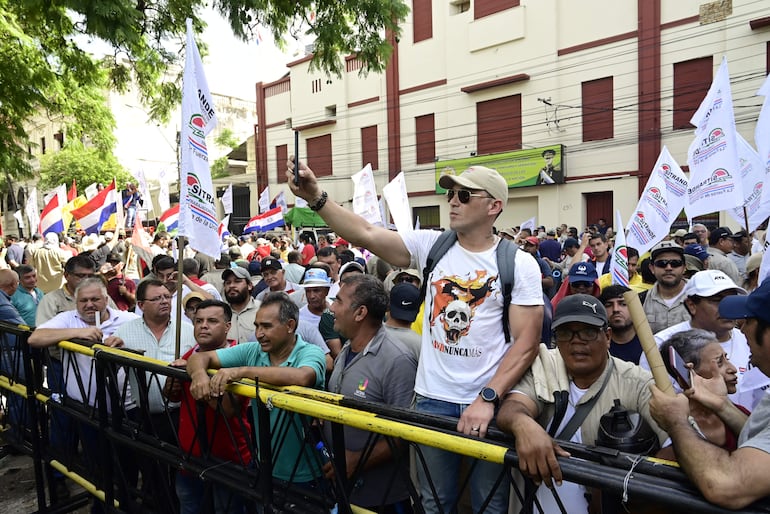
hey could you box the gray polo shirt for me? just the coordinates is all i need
[326,326,417,507]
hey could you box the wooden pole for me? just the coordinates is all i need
[623,290,674,395]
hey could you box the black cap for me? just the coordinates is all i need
[260,258,282,271]
[552,294,607,329]
[708,226,741,246]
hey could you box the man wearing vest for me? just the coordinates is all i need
[497,294,667,513]
[288,161,544,514]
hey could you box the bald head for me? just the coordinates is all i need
[0,269,19,296]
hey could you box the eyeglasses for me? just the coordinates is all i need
[553,327,602,343]
[143,295,172,303]
[653,259,684,268]
[446,189,492,204]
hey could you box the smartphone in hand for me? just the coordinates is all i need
[668,346,692,390]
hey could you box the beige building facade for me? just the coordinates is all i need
[249,0,770,232]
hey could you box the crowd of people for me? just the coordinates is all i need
[1,160,770,512]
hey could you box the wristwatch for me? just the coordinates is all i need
[479,387,499,408]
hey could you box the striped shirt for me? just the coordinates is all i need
[115,317,195,413]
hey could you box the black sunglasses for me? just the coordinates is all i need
[653,259,684,268]
[446,189,492,204]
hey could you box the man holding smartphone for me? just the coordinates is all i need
[650,279,770,509]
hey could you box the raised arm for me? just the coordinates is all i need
[650,385,770,509]
[685,366,748,435]
[287,159,411,268]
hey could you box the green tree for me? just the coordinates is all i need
[0,0,408,179]
[210,128,241,179]
[38,144,132,191]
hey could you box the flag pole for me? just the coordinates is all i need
[742,206,752,256]
[175,235,185,359]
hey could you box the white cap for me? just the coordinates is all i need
[685,269,747,298]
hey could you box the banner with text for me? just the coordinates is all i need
[435,145,565,192]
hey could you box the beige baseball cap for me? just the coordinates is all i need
[439,166,509,205]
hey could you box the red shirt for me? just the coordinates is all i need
[300,244,316,265]
[177,343,252,465]
[106,276,137,311]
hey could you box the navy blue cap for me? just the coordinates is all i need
[389,282,421,322]
[568,262,597,283]
[719,279,770,324]
[684,244,709,263]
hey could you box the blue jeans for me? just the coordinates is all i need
[415,395,509,514]
[125,206,137,228]
[176,470,248,514]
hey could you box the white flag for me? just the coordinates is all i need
[274,190,288,214]
[25,187,40,235]
[158,174,171,214]
[686,57,743,220]
[520,217,536,232]
[383,172,413,233]
[625,146,689,256]
[379,197,388,228]
[179,18,220,259]
[759,240,770,286]
[136,169,152,214]
[610,210,629,287]
[754,73,770,228]
[85,183,99,200]
[259,186,270,214]
[295,196,308,209]
[221,183,233,214]
[13,210,23,227]
[352,164,383,225]
[114,177,125,231]
[726,134,768,231]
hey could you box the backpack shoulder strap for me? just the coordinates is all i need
[419,230,458,307]
[496,238,517,343]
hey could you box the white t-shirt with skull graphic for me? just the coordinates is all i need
[401,230,544,403]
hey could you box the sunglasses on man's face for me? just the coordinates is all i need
[653,259,684,269]
[446,189,492,204]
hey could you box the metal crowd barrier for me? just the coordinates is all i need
[1,320,770,513]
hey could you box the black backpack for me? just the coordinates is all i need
[419,230,518,343]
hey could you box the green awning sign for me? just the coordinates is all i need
[435,144,565,192]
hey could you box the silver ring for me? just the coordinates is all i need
[471,426,480,431]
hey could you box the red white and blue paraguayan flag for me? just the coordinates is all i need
[39,185,66,235]
[243,207,284,234]
[179,18,220,258]
[218,214,231,240]
[159,205,180,232]
[70,180,118,234]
